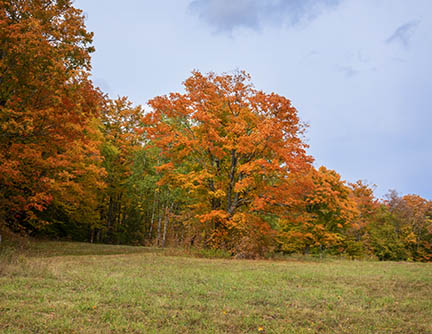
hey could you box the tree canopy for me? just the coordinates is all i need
[1,0,431,261]
[142,71,312,255]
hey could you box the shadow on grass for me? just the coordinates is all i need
[24,241,164,257]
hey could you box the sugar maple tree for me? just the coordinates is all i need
[142,71,312,256]
[0,0,104,232]
[279,166,358,254]
[341,180,379,257]
[348,180,378,237]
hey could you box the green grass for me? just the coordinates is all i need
[1,241,431,333]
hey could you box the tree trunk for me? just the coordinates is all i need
[162,208,169,248]
[148,190,157,239]
[226,149,237,213]
[156,191,162,247]
[107,195,114,241]
[162,203,174,248]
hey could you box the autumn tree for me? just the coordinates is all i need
[0,0,105,235]
[278,167,358,255]
[340,180,380,257]
[98,97,182,246]
[367,191,432,261]
[142,71,312,257]
[348,181,378,238]
[98,97,143,242]
[400,194,432,260]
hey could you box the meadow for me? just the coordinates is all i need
[1,241,431,334]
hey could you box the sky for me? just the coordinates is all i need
[75,0,432,199]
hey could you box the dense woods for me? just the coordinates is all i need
[1,0,431,261]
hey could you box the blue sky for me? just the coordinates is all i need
[75,0,432,199]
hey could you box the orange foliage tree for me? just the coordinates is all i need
[142,71,312,256]
[348,181,378,237]
[343,180,379,257]
[279,166,358,254]
[0,0,105,233]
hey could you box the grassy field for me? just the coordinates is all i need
[1,242,431,334]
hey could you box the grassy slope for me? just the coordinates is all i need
[1,242,431,334]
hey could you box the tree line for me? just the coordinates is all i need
[1,0,431,261]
